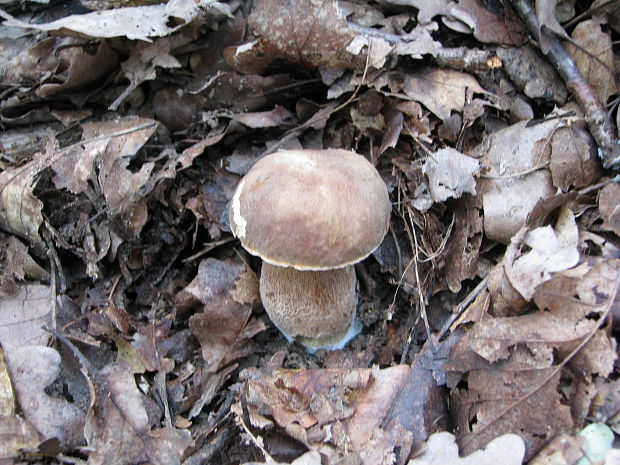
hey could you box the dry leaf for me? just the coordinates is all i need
[0,155,45,250]
[443,195,483,293]
[5,346,84,446]
[131,322,175,373]
[110,38,182,110]
[598,183,620,236]
[243,450,322,465]
[84,362,193,465]
[232,106,296,128]
[36,41,119,97]
[549,125,601,191]
[448,347,573,460]
[0,288,87,448]
[536,0,569,53]
[379,110,404,155]
[397,0,453,24]
[51,117,158,237]
[0,284,52,349]
[528,434,585,465]
[0,415,40,460]
[447,0,526,45]
[474,119,559,244]
[403,68,486,121]
[388,22,442,60]
[0,344,14,417]
[408,432,525,465]
[347,35,394,69]
[0,0,226,41]
[565,19,615,104]
[2,37,66,87]
[0,233,48,283]
[506,206,579,300]
[422,148,479,203]
[238,338,454,465]
[185,168,236,241]
[446,257,618,460]
[176,258,263,372]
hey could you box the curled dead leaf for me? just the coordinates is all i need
[474,119,560,244]
[0,415,40,460]
[237,346,451,465]
[84,362,193,465]
[0,158,45,251]
[403,68,486,121]
[422,148,479,203]
[6,346,85,447]
[177,258,263,371]
[565,19,615,104]
[598,183,620,236]
[0,0,227,41]
[408,431,525,465]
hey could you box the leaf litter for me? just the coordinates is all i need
[0,0,619,464]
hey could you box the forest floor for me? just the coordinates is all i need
[0,0,619,464]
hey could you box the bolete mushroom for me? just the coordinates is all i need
[229,149,390,351]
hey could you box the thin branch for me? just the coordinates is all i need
[508,0,620,168]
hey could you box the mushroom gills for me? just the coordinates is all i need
[259,263,361,352]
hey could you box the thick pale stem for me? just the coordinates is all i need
[259,263,361,351]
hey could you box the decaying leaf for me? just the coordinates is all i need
[131,322,175,373]
[527,434,586,465]
[397,0,453,25]
[236,338,453,465]
[176,258,263,372]
[408,432,525,465]
[0,233,48,284]
[0,154,46,250]
[565,19,616,104]
[2,36,62,88]
[474,119,560,244]
[36,41,119,97]
[51,117,158,237]
[422,148,479,203]
[110,38,183,110]
[0,0,617,463]
[0,0,227,41]
[447,0,527,45]
[0,284,52,349]
[5,346,85,447]
[403,68,487,121]
[446,256,619,460]
[232,106,296,129]
[0,415,40,460]
[535,0,570,53]
[243,450,322,465]
[549,124,601,191]
[443,195,483,293]
[598,183,620,237]
[505,206,579,300]
[0,344,15,417]
[84,362,193,465]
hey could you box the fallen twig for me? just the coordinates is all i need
[509,0,620,169]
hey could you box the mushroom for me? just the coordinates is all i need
[229,149,391,351]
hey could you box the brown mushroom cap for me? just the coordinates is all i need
[230,149,391,270]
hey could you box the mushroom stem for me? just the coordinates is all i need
[259,263,361,352]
